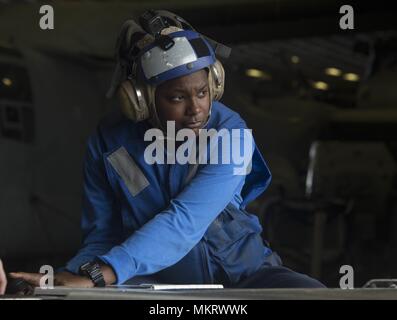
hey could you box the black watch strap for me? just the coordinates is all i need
[79,261,106,287]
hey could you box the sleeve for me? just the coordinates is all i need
[98,126,255,284]
[64,132,123,274]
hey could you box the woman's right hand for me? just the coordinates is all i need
[8,271,95,289]
[0,259,7,295]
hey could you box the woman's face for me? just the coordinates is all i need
[155,69,210,135]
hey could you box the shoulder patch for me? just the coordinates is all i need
[107,146,149,196]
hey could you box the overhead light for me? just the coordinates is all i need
[343,73,360,81]
[2,77,12,87]
[325,67,342,77]
[245,68,271,80]
[291,55,300,64]
[312,81,329,90]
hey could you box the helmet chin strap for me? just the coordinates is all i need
[202,100,212,128]
[146,85,164,131]
[201,67,213,129]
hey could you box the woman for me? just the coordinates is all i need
[11,10,324,289]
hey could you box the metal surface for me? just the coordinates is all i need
[31,286,397,300]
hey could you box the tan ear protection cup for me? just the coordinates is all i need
[118,80,150,122]
[114,20,155,122]
[208,60,225,101]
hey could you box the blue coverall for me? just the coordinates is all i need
[64,101,324,288]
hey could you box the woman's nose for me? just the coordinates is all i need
[186,98,201,115]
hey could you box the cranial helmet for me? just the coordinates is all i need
[106,10,231,127]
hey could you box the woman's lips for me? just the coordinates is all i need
[184,120,203,129]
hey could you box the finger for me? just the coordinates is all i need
[0,281,6,295]
[0,259,5,278]
[0,283,6,295]
[0,260,7,295]
[0,260,5,279]
[8,272,42,286]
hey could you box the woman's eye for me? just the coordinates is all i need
[198,90,207,98]
[170,96,184,102]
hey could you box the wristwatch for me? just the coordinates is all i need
[79,261,106,287]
